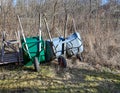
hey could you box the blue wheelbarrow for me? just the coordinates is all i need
[46,31,84,68]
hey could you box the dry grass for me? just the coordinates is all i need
[0,59,120,93]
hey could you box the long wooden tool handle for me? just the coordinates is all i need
[17,15,29,51]
[43,17,52,42]
[72,18,77,32]
[39,13,42,52]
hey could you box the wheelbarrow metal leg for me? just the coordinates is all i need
[34,57,40,72]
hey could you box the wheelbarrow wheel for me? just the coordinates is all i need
[58,56,67,68]
[34,57,40,72]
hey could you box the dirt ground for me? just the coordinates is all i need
[0,57,120,93]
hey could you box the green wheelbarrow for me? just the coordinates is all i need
[21,36,45,72]
[18,15,53,72]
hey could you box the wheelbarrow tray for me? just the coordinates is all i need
[66,32,83,56]
[46,32,83,57]
[21,36,45,66]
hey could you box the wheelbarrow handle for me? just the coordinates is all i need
[22,42,32,59]
[22,41,44,59]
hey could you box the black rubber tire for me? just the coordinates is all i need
[34,57,40,72]
[76,53,83,61]
[58,56,67,68]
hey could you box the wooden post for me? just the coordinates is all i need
[43,17,52,42]
[43,15,57,56]
[16,30,22,62]
[62,13,68,56]
[52,0,58,32]
[62,1,68,56]
[39,13,42,52]
[17,31,21,48]
[1,31,5,62]
[72,18,77,32]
